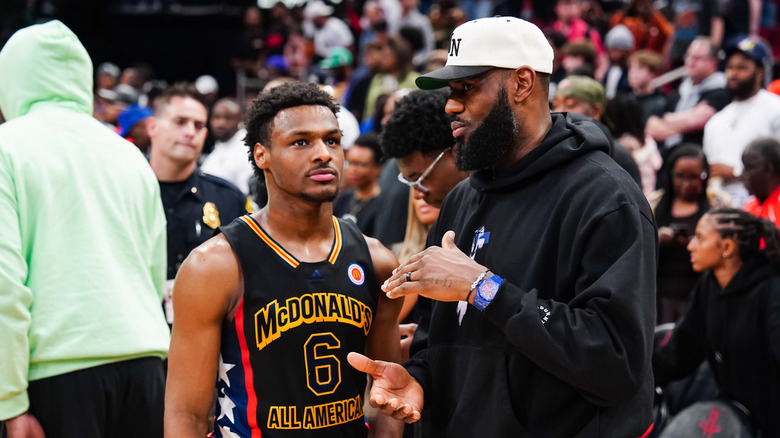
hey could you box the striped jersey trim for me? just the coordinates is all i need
[237,215,343,267]
[328,217,342,264]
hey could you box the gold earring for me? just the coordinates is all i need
[722,253,729,259]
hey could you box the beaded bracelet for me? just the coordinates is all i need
[466,270,491,302]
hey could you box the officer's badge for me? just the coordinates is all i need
[203,202,221,229]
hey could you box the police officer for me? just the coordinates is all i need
[148,82,249,324]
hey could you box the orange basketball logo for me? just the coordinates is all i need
[348,264,365,285]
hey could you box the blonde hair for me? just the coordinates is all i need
[629,50,663,74]
[397,189,433,264]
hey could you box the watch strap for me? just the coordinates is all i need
[473,275,503,311]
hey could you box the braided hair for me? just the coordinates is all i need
[706,207,780,269]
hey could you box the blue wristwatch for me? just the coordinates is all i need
[473,274,503,311]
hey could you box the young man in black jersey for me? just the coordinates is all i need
[165,82,403,438]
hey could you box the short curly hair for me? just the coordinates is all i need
[381,89,452,159]
[244,81,339,180]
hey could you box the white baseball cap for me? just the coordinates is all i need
[195,74,219,95]
[304,0,334,19]
[416,16,554,90]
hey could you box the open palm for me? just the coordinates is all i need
[347,352,424,423]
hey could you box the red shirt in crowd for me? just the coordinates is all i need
[744,185,780,227]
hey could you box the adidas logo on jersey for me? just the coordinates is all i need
[307,269,324,283]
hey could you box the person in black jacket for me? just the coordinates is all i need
[653,208,780,434]
[348,16,657,437]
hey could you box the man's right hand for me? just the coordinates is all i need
[347,352,423,423]
[5,412,45,438]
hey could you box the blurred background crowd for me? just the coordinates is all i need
[2,0,778,116]
[2,0,780,435]
[5,0,780,355]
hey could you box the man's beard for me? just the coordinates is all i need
[213,126,237,143]
[215,132,233,143]
[299,186,339,203]
[453,87,518,171]
[728,74,759,100]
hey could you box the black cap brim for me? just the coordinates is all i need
[415,65,494,90]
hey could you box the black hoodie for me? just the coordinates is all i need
[654,254,780,434]
[406,113,657,437]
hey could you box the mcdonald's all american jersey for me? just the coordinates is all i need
[214,215,380,438]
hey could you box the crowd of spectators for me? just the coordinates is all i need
[85,0,780,178]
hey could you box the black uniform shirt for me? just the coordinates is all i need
[160,169,249,279]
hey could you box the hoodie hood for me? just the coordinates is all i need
[722,253,779,296]
[470,112,611,192]
[0,20,93,121]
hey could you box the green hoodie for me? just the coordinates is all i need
[0,21,169,420]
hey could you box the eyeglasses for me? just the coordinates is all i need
[397,148,450,193]
[345,160,373,169]
[672,171,707,182]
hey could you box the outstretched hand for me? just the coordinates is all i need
[347,352,423,423]
[382,231,486,303]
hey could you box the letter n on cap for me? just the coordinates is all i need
[449,38,462,57]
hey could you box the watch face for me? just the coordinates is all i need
[479,278,499,300]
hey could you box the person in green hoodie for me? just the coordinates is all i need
[0,21,169,437]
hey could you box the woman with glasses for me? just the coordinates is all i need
[649,144,730,324]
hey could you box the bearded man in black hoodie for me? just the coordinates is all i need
[348,16,658,437]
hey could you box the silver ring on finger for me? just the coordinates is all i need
[405,272,412,282]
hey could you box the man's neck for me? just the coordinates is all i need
[502,113,553,173]
[258,199,335,262]
[150,155,198,182]
[216,131,238,145]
